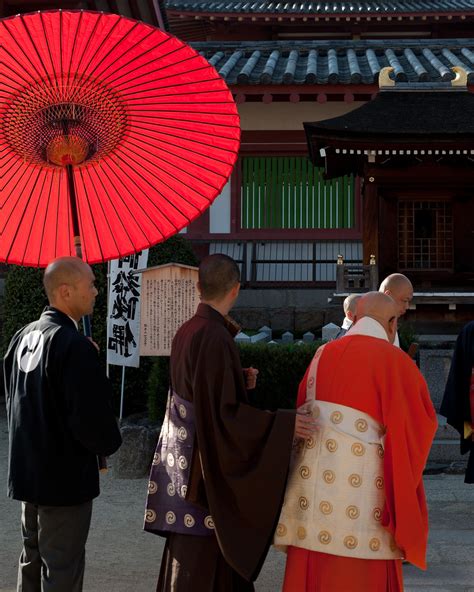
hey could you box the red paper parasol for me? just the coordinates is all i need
[0,10,240,266]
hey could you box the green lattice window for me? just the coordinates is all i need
[241,156,355,230]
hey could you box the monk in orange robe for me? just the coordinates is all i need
[276,292,437,592]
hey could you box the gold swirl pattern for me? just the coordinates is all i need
[152,452,160,466]
[318,531,332,545]
[375,476,384,489]
[308,377,315,388]
[177,427,188,441]
[145,509,156,523]
[370,538,381,552]
[346,505,360,520]
[276,523,287,537]
[389,538,398,552]
[167,483,175,497]
[330,411,343,424]
[325,439,338,453]
[148,481,157,495]
[204,516,215,529]
[348,474,362,487]
[299,496,309,510]
[323,470,336,484]
[319,501,333,515]
[297,527,307,540]
[344,535,358,550]
[351,443,365,456]
[178,456,188,470]
[180,485,187,498]
[373,508,382,522]
[184,514,195,528]
[178,404,187,418]
[377,445,385,458]
[300,466,311,479]
[166,453,175,467]
[165,511,176,525]
[355,419,368,432]
[306,436,316,449]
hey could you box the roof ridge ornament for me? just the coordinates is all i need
[451,66,468,87]
[378,66,395,89]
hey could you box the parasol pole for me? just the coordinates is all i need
[66,164,92,337]
[66,162,107,472]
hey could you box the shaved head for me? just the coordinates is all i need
[343,294,361,319]
[198,254,240,301]
[43,257,90,301]
[379,273,413,317]
[355,291,398,343]
[43,257,97,321]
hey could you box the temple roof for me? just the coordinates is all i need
[193,39,474,85]
[303,86,474,175]
[166,0,474,15]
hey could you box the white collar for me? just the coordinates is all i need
[346,316,389,342]
[68,315,79,330]
[341,317,353,330]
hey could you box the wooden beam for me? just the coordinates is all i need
[362,176,378,266]
[128,0,142,20]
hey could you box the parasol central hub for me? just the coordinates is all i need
[2,76,127,168]
[46,133,90,166]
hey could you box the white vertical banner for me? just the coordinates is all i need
[106,250,149,368]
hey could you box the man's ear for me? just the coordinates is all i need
[57,284,70,301]
[387,316,398,343]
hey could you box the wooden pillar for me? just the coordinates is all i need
[362,177,379,266]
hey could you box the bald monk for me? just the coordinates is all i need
[379,273,414,348]
[4,257,122,592]
[275,292,437,592]
[335,293,361,339]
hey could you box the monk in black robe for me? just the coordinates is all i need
[145,254,317,591]
[440,321,474,483]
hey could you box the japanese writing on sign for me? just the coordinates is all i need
[140,264,199,356]
[107,250,149,368]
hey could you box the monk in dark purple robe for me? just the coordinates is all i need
[144,254,317,591]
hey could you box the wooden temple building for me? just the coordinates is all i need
[2,0,474,321]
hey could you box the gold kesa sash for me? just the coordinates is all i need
[274,347,403,560]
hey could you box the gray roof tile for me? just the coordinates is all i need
[192,39,474,84]
[167,0,474,15]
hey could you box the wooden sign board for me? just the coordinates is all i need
[138,263,199,356]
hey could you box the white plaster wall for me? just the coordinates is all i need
[210,180,231,234]
[237,101,365,130]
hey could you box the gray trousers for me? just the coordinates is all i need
[18,500,93,592]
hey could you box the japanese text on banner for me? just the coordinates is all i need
[107,250,149,368]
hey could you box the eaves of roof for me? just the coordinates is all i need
[166,0,474,17]
[192,39,474,85]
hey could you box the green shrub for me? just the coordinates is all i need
[2,267,47,353]
[146,340,323,423]
[398,322,416,352]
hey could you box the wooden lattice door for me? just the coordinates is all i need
[398,199,453,271]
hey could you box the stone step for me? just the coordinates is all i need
[435,414,460,440]
[428,438,465,464]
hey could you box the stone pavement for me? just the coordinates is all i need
[1,405,474,591]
